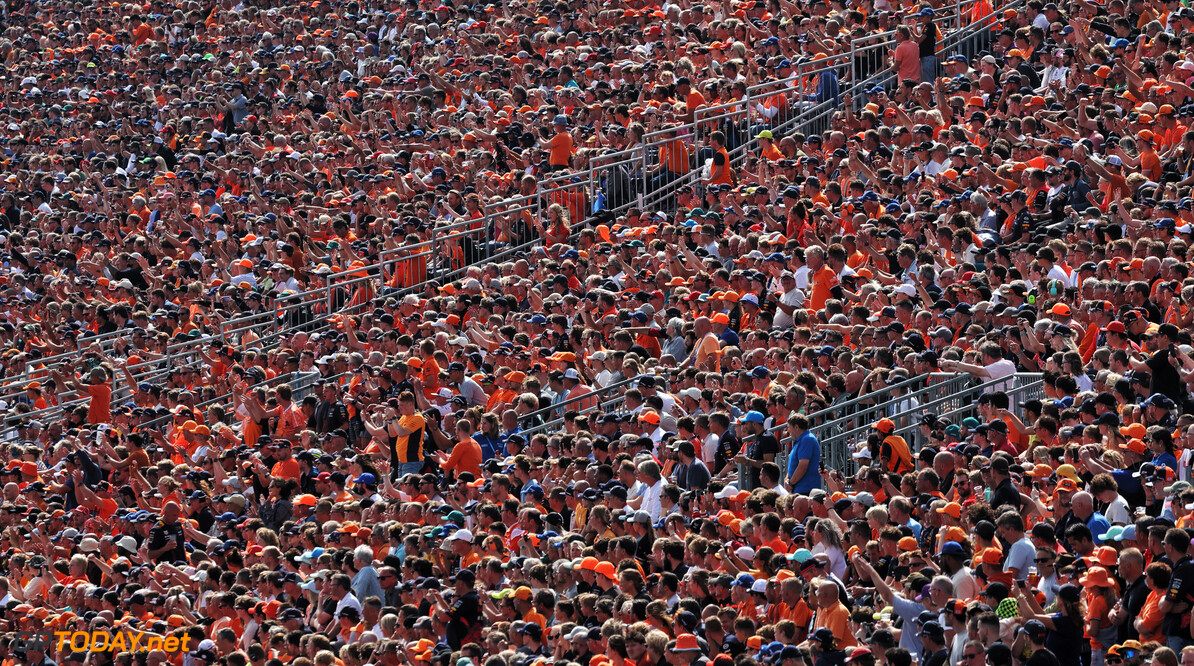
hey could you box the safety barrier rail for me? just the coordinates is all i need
[0,0,1014,439]
[635,0,1014,213]
[733,372,1044,491]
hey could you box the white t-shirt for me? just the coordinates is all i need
[641,479,664,521]
[773,288,807,328]
[703,433,720,466]
[1004,536,1035,580]
[1105,494,1131,525]
[794,265,810,290]
[984,359,1017,391]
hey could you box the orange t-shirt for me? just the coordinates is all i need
[271,457,302,481]
[548,131,573,167]
[442,438,483,478]
[274,404,305,441]
[814,602,857,648]
[808,266,839,311]
[84,383,112,424]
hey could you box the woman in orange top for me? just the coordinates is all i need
[537,203,570,247]
[1134,562,1169,643]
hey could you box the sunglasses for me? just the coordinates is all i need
[1034,558,1053,564]
[962,654,982,661]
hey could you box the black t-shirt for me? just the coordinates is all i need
[816,649,848,666]
[924,648,949,666]
[1164,555,1194,636]
[1045,613,1082,666]
[746,433,780,488]
[715,431,739,474]
[446,590,481,649]
[919,22,939,57]
[147,519,186,563]
[1146,349,1184,405]
[990,477,1022,512]
[113,266,148,290]
[1119,575,1149,642]
[1026,648,1060,666]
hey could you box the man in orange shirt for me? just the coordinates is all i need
[269,440,303,481]
[676,76,705,124]
[811,580,857,648]
[806,246,840,311]
[273,384,306,441]
[652,127,690,194]
[539,115,573,172]
[436,418,483,479]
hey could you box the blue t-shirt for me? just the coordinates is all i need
[788,431,822,494]
[1154,452,1180,472]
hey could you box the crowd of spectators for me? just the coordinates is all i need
[3,2,1194,666]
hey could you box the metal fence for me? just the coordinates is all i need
[0,0,1015,440]
[737,372,1044,491]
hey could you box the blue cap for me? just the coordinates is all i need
[765,252,787,263]
[523,483,544,497]
[1113,38,1131,48]
[819,345,836,355]
[919,7,935,15]
[353,473,376,485]
[750,365,772,379]
[941,541,966,556]
[738,410,766,424]
[529,314,547,324]
[553,114,568,125]
[732,573,756,587]
[200,189,216,197]
[885,203,902,214]
[216,512,238,521]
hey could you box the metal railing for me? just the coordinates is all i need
[518,376,637,438]
[734,372,1043,491]
[0,0,1013,439]
[632,0,1013,213]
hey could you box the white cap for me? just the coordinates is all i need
[563,368,580,380]
[736,546,756,560]
[714,485,739,500]
[750,579,769,594]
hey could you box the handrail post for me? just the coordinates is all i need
[798,62,804,107]
[325,275,333,319]
[851,38,859,92]
[639,145,648,210]
[430,224,438,285]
